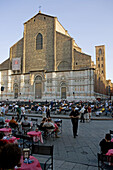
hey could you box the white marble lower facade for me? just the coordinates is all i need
[0,68,104,101]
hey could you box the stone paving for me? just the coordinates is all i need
[45,119,113,170]
[33,117,113,170]
[6,113,113,170]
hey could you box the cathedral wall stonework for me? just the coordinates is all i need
[10,38,23,71]
[56,32,72,70]
[24,15,55,73]
[74,50,91,70]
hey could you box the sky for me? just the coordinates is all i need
[0,0,113,82]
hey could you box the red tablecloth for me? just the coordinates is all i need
[106,149,113,156]
[0,128,12,136]
[15,156,42,170]
[3,136,19,144]
[27,131,43,143]
[106,149,113,165]
[5,119,10,123]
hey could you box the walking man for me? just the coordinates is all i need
[70,106,80,138]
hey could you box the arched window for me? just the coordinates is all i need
[99,49,102,55]
[36,33,43,50]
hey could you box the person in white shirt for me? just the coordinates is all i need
[21,105,25,120]
[43,118,55,128]
[0,104,1,115]
[80,106,85,123]
[1,104,5,117]
[42,105,47,118]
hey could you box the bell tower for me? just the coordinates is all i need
[95,45,106,80]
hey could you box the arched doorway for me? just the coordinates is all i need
[14,84,18,99]
[35,76,42,99]
[61,82,66,99]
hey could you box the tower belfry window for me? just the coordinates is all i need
[99,49,102,55]
[36,33,43,50]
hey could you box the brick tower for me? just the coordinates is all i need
[95,45,106,80]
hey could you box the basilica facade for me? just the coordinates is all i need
[0,11,108,101]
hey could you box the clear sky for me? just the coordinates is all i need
[0,0,113,82]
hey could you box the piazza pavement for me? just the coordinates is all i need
[6,111,113,170]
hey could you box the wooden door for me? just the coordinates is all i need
[35,83,42,99]
[61,87,66,99]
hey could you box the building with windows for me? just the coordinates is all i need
[0,11,111,101]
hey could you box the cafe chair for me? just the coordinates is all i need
[22,123,31,135]
[97,153,113,169]
[37,124,47,139]
[32,144,54,170]
[44,126,55,141]
[31,118,38,128]
[9,122,18,135]
[0,121,5,128]
[22,135,33,152]
[14,134,33,152]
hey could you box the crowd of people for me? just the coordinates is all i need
[0,99,113,119]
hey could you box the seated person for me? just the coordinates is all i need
[0,143,21,169]
[49,118,60,138]
[43,118,55,128]
[9,116,18,128]
[21,116,31,134]
[21,116,31,127]
[43,118,60,138]
[36,118,47,135]
[40,117,47,127]
[99,133,113,154]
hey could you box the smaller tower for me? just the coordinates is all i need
[95,45,106,80]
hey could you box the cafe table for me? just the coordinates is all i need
[15,156,42,170]
[106,149,113,156]
[3,136,19,144]
[0,128,12,136]
[106,149,113,166]
[5,119,10,123]
[27,131,43,143]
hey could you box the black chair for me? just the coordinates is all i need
[32,145,54,170]
[44,126,55,140]
[0,121,5,128]
[31,118,38,128]
[97,153,113,169]
[22,122,31,134]
[22,135,33,152]
[14,134,33,151]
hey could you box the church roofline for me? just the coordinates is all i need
[24,12,56,24]
[0,58,10,70]
[95,45,105,47]
[56,31,72,39]
[74,49,91,57]
[0,58,9,65]
[10,38,23,49]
